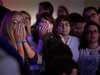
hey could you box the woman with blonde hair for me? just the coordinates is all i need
[0,11,38,75]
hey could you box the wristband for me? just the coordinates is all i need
[23,41,27,43]
[16,41,22,43]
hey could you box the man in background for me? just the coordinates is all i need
[83,6,100,26]
[0,0,11,26]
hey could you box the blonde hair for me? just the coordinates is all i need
[0,11,25,49]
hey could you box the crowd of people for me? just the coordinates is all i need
[0,0,100,75]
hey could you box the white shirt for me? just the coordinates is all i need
[66,36,80,62]
[78,46,100,75]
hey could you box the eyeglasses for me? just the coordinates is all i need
[12,20,25,25]
[58,23,70,27]
[85,30,99,35]
[25,17,30,22]
[85,13,97,20]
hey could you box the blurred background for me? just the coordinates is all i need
[3,0,100,26]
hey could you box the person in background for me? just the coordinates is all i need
[0,48,21,75]
[31,1,54,29]
[0,0,11,26]
[98,7,100,20]
[69,12,85,38]
[49,56,78,75]
[57,6,69,17]
[33,12,72,75]
[56,15,80,63]
[0,11,38,75]
[37,1,54,16]
[20,11,32,36]
[78,21,100,75]
[20,10,44,75]
[83,6,100,26]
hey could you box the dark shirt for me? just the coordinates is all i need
[0,6,11,26]
[0,36,38,67]
[42,33,72,75]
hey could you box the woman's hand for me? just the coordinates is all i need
[22,25,27,42]
[39,24,48,39]
[47,21,53,33]
[14,24,24,41]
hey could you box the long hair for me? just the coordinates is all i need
[0,11,25,49]
[79,21,100,50]
[33,12,57,44]
[36,12,56,34]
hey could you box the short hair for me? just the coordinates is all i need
[69,12,85,23]
[49,56,78,75]
[56,15,71,27]
[58,6,69,16]
[83,6,98,17]
[39,1,54,15]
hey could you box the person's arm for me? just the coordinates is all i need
[23,24,38,65]
[23,39,38,65]
[0,36,24,66]
[27,36,43,65]
[26,36,37,52]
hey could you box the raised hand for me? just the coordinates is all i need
[14,24,24,41]
[39,24,48,39]
[46,21,53,33]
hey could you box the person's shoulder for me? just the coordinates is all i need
[0,6,11,12]
[69,35,79,40]
[0,36,6,40]
[69,36,80,44]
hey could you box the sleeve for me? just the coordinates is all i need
[28,52,38,65]
[26,36,37,52]
[27,36,43,64]
[42,33,72,57]
[0,37,24,66]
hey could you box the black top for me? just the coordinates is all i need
[0,6,11,26]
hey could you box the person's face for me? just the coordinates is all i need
[12,14,25,30]
[56,21,70,36]
[71,22,85,37]
[70,69,78,75]
[58,7,67,16]
[84,9,99,25]
[84,25,100,44]
[38,18,53,31]
[38,5,49,16]
[22,13,31,26]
